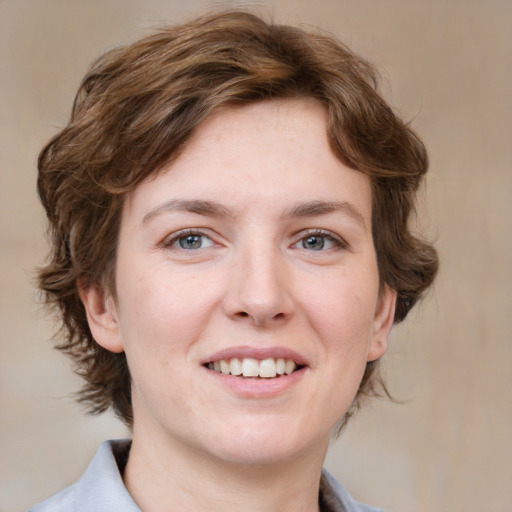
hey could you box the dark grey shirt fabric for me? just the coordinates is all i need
[29,440,384,512]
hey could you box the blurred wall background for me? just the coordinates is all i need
[1,1,510,511]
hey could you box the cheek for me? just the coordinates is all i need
[114,260,222,358]
[303,272,379,349]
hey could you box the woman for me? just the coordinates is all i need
[32,10,437,512]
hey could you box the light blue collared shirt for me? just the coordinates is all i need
[29,440,384,512]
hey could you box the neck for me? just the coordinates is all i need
[123,427,328,512]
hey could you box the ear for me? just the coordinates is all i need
[78,279,124,354]
[367,285,397,362]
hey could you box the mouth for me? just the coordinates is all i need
[204,357,304,379]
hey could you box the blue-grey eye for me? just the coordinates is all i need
[177,234,208,250]
[302,235,326,251]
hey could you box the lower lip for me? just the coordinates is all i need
[203,367,307,398]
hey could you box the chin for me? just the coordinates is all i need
[204,421,328,467]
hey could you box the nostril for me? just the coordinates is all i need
[234,310,288,322]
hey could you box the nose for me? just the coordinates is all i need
[222,244,294,327]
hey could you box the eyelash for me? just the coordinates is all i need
[162,229,215,250]
[162,228,347,253]
[293,229,348,251]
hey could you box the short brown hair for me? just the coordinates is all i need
[37,10,438,427]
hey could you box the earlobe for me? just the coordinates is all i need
[367,286,397,362]
[78,279,125,354]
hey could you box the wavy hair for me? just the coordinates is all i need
[37,10,438,427]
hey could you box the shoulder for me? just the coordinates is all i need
[28,440,139,512]
[320,469,386,512]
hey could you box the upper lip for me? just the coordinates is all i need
[201,346,309,366]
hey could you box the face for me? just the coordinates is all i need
[84,99,395,467]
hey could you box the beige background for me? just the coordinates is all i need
[1,1,511,511]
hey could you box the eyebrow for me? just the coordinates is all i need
[282,200,366,228]
[141,199,231,225]
[141,198,366,228]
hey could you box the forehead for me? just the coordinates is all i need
[197,97,327,145]
[123,98,371,224]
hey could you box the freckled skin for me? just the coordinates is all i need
[84,98,396,475]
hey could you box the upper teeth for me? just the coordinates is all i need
[208,357,297,378]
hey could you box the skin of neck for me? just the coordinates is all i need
[123,419,330,512]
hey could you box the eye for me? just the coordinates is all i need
[293,230,346,251]
[165,230,215,250]
[302,234,329,251]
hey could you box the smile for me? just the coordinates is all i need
[206,357,300,378]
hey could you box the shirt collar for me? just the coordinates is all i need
[74,439,140,511]
[73,439,378,512]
